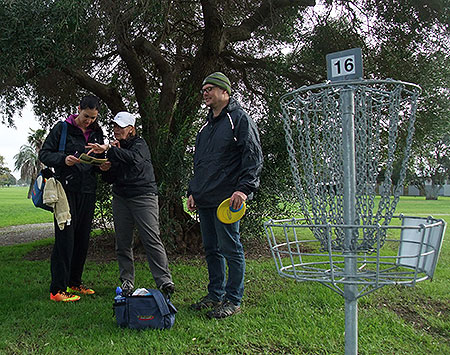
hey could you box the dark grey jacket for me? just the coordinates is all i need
[188,98,263,208]
[102,136,158,198]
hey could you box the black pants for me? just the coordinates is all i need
[50,191,96,294]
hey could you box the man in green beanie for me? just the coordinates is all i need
[187,72,263,318]
[201,71,232,95]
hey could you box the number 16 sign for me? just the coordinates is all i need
[326,48,363,82]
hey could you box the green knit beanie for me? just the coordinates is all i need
[202,72,232,95]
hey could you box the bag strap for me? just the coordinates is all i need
[150,289,170,316]
[58,121,68,152]
[36,122,66,185]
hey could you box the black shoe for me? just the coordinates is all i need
[121,280,134,297]
[190,295,222,311]
[206,300,241,319]
[160,281,175,296]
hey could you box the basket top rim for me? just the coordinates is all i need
[280,78,422,104]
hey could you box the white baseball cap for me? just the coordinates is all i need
[113,111,135,127]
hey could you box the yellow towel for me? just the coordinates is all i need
[43,178,72,230]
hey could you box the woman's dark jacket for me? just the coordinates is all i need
[39,120,104,194]
[188,98,263,208]
[102,136,158,198]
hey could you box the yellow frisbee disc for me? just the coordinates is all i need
[216,198,246,224]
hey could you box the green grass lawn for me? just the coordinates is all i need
[395,196,450,217]
[0,189,449,354]
[0,186,53,227]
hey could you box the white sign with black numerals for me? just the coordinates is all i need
[326,48,363,82]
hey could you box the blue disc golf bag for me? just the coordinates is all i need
[31,122,68,211]
[31,168,55,211]
[114,290,177,330]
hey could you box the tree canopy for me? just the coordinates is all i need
[1,0,449,247]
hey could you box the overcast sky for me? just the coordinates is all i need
[0,103,42,180]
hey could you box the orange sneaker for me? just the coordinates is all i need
[50,291,80,302]
[67,285,95,295]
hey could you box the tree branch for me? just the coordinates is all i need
[171,0,227,140]
[200,0,226,54]
[109,7,157,139]
[221,51,317,86]
[224,0,316,43]
[133,36,177,126]
[133,37,173,82]
[62,67,126,114]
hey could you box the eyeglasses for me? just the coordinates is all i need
[200,86,216,94]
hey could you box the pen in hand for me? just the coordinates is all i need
[65,151,81,166]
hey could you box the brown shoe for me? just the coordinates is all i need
[207,300,241,319]
[190,295,222,311]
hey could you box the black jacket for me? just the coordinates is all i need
[39,120,104,194]
[188,98,263,208]
[102,136,158,198]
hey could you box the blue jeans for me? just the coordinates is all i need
[198,208,245,305]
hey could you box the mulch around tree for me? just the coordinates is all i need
[23,232,272,263]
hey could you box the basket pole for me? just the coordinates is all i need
[342,88,358,355]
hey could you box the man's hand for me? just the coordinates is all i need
[65,155,80,166]
[99,161,112,171]
[230,191,247,210]
[86,143,109,155]
[187,195,197,211]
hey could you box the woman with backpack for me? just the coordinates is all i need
[39,95,104,302]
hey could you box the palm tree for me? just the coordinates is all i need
[14,128,46,198]
[26,128,46,151]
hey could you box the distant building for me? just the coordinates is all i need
[375,179,450,197]
[407,179,450,197]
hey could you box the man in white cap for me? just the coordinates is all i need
[113,111,136,128]
[87,111,174,296]
[187,72,263,318]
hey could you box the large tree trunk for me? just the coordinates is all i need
[159,196,202,253]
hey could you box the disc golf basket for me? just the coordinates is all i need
[265,79,446,354]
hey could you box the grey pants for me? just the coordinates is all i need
[112,193,172,288]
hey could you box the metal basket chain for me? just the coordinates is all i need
[354,89,376,249]
[377,86,402,224]
[383,85,420,220]
[279,80,420,252]
[281,102,312,226]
